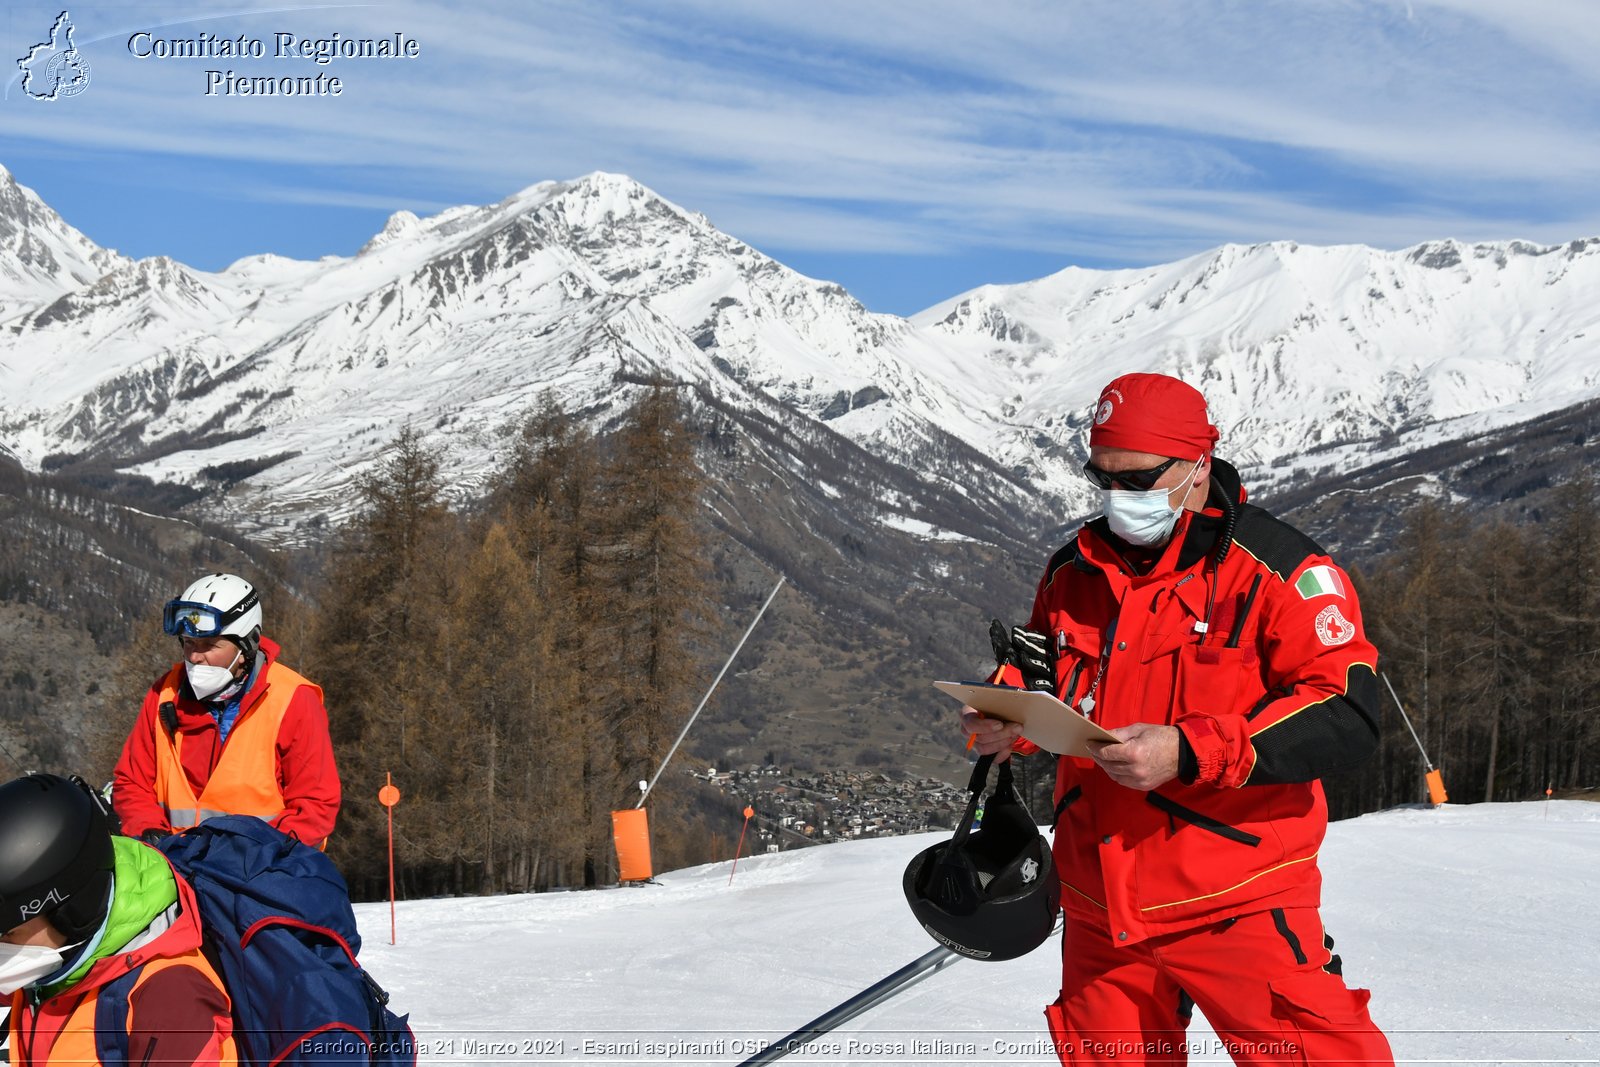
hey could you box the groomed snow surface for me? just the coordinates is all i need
[356,801,1597,1066]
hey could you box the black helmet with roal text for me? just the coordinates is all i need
[902,753,1059,961]
[0,774,114,941]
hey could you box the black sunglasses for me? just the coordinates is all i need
[1081,457,1183,491]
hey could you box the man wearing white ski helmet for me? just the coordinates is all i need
[112,573,340,848]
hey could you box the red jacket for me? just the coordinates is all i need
[1020,460,1379,945]
[9,847,235,1066]
[113,637,340,845]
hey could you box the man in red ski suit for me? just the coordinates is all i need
[964,373,1393,1066]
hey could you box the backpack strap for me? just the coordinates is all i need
[93,965,143,1065]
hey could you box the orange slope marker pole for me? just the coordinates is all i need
[379,773,401,945]
[729,805,755,886]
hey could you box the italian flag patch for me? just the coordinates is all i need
[1295,564,1346,600]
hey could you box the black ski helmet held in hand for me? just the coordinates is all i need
[0,773,114,941]
[903,754,1059,961]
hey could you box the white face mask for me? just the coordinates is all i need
[1102,459,1203,547]
[185,647,243,701]
[0,941,71,995]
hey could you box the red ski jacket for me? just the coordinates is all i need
[113,637,341,846]
[8,843,235,1066]
[1014,459,1380,945]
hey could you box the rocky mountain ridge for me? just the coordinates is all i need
[2,168,1595,545]
[2,165,1597,782]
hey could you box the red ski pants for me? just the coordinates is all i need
[1044,908,1393,1066]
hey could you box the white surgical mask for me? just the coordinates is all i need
[185,648,243,701]
[1102,459,1202,547]
[0,942,72,995]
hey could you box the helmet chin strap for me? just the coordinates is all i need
[219,644,259,700]
[214,650,249,701]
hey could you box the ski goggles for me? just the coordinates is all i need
[1081,456,1182,492]
[162,592,258,638]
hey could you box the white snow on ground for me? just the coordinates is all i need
[353,800,1599,1066]
[877,515,976,543]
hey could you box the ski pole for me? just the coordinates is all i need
[734,944,963,1067]
[736,908,1066,1067]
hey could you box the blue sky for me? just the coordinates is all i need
[4,0,1599,315]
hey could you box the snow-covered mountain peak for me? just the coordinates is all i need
[1,166,1598,546]
[1405,238,1471,270]
[550,169,661,205]
[123,254,198,284]
[340,174,667,272]
[0,170,940,527]
[497,178,563,206]
[220,250,313,278]
[1400,235,1600,272]
[0,167,126,318]
[516,171,704,244]
[29,254,221,318]
[901,233,1600,506]
[357,209,422,255]
[0,168,77,241]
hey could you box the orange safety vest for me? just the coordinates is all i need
[9,954,237,1066]
[151,661,320,831]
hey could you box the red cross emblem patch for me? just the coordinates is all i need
[1315,604,1355,646]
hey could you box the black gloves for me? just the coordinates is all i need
[989,618,1056,694]
[1011,626,1056,693]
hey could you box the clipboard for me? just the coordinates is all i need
[934,680,1119,758]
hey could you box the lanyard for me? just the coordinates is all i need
[1076,615,1117,719]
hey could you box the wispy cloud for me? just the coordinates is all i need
[6,0,1598,304]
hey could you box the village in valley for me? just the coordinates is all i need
[695,764,972,852]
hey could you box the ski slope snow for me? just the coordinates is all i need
[354,800,1598,1066]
